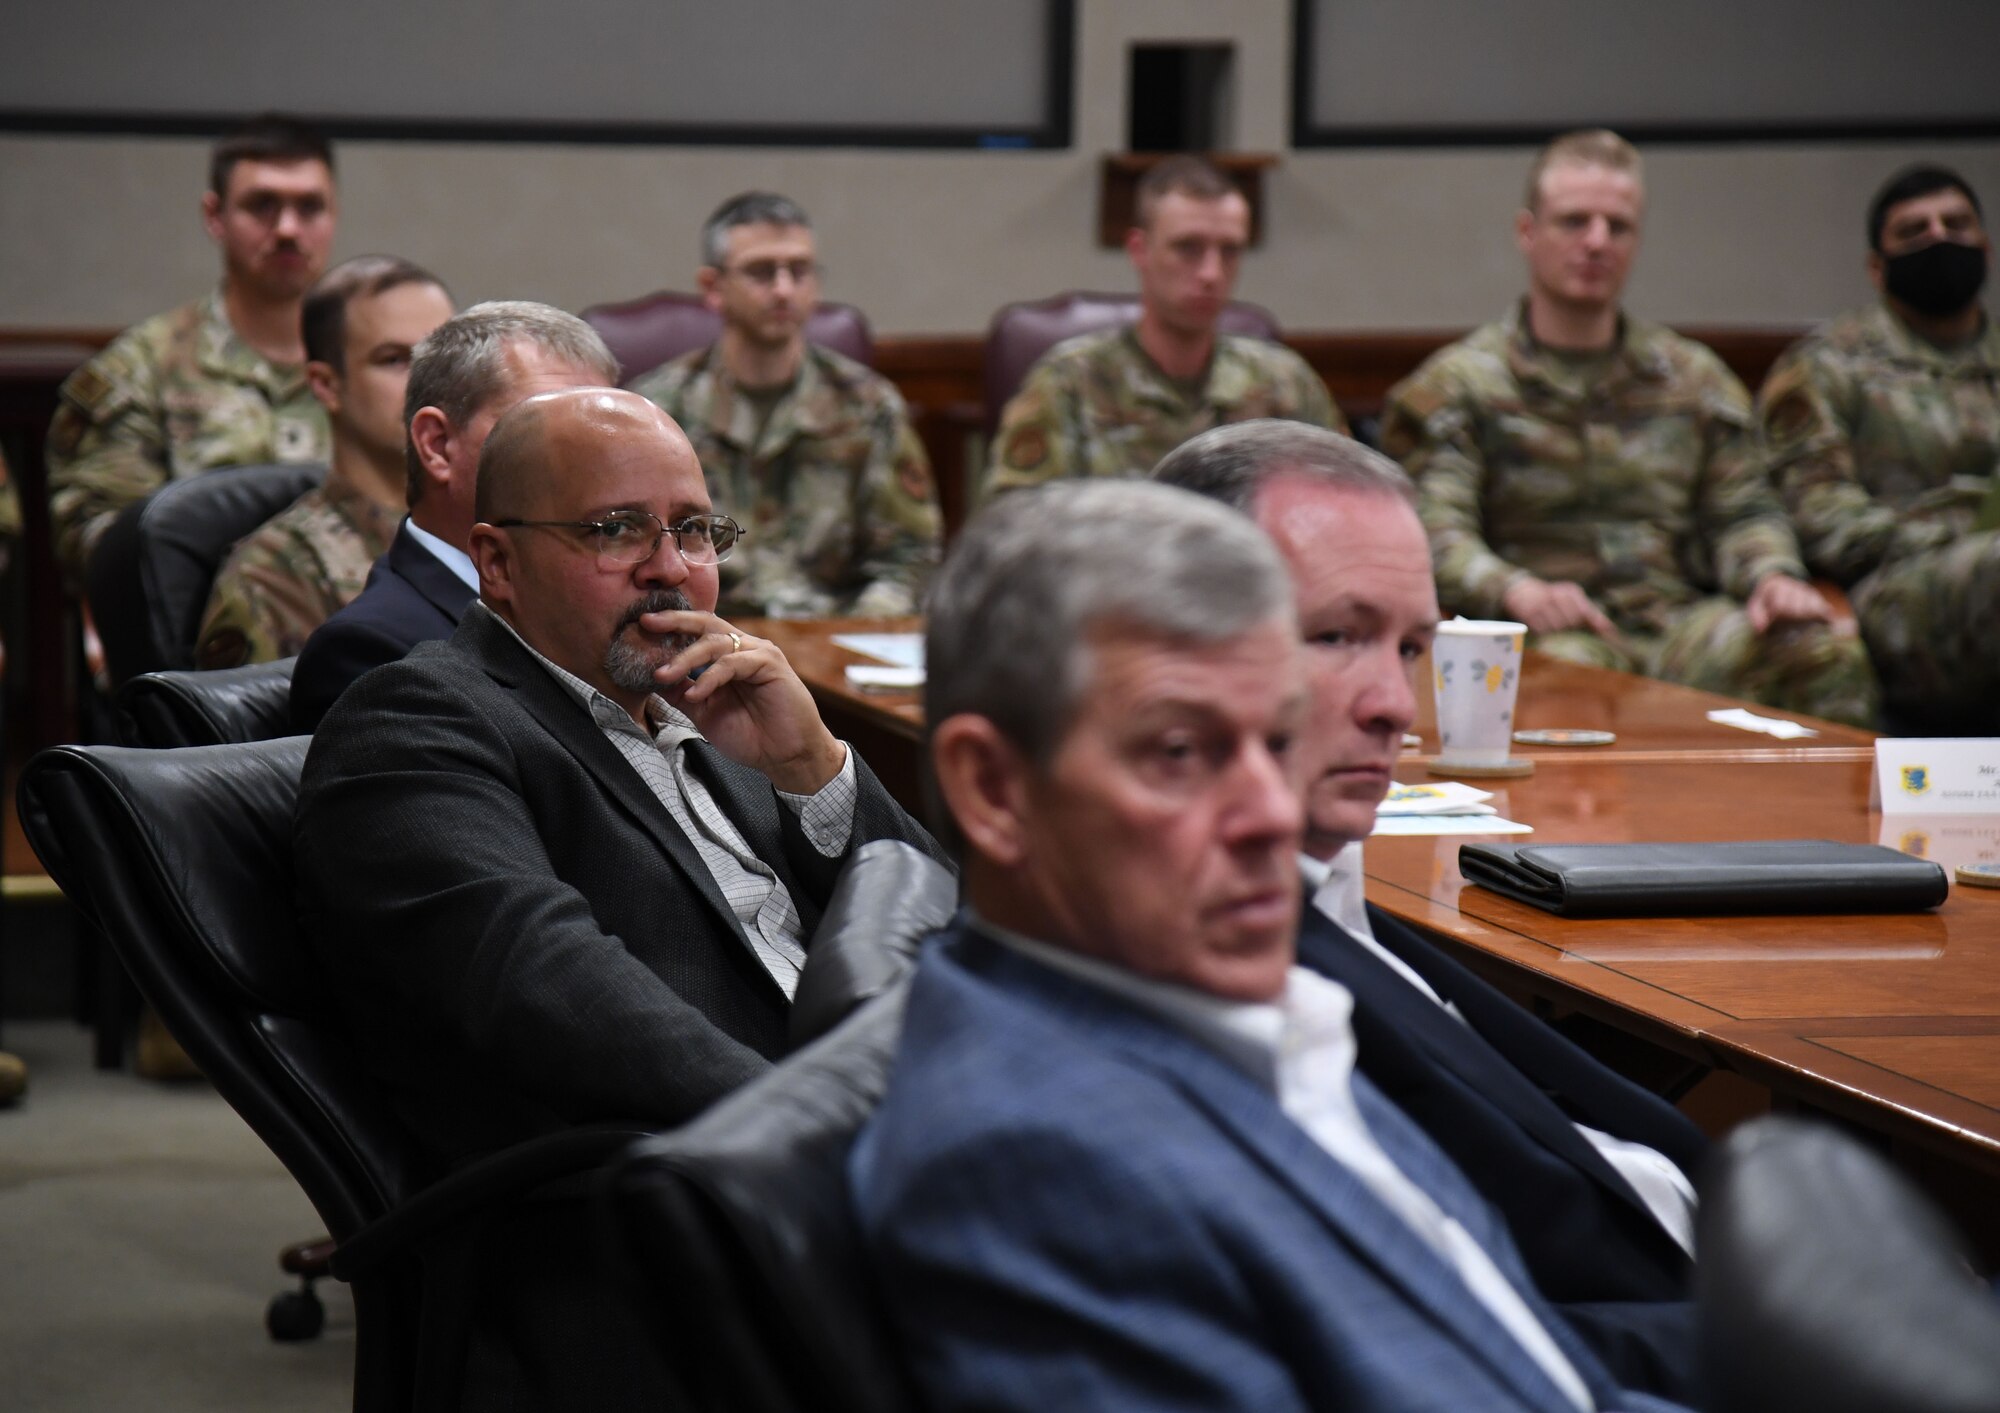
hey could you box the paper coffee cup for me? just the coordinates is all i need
[1432,618,1526,765]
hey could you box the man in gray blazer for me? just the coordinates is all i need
[852,480,1686,1411]
[295,387,940,1172]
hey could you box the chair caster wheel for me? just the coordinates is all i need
[267,1285,325,1342]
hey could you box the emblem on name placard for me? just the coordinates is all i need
[1901,765,1932,796]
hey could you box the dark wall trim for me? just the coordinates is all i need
[1289,0,2000,149]
[0,0,1075,151]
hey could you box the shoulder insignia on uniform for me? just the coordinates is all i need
[195,626,250,672]
[1762,385,1816,441]
[1002,426,1049,471]
[63,363,115,412]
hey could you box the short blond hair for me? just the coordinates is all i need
[1524,129,1642,212]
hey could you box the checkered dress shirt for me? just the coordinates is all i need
[484,606,854,997]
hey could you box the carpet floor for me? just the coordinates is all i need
[0,1019,353,1411]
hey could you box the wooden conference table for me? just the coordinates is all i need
[748,619,2000,1199]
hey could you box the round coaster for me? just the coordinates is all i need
[1427,757,1536,779]
[1514,728,1616,747]
[1954,862,2000,890]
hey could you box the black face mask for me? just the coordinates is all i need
[1882,239,1988,317]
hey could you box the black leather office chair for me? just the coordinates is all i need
[85,462,324,688]
[1697,1116,2000,1413]
[113,658,299,749]
[599,839,951,1412]
[17,740,649,1412]
[603,987,921,1413]
[788,839,954,1049]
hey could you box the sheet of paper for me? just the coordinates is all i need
[845,664,925,693]
[1706,707,1819,740]
[831,632,924,670]
[1371,814,1533,836]
[1379,781,1496,816]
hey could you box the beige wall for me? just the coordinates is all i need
[5,0,1997,336]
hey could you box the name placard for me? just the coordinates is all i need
[1871,738,2000,815]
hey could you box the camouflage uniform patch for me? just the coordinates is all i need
[1383,303,1878,727]
[1759,302,2000,730]
[631,343,941,619]
[194,473,401,669]
[984,326,1346,497]
[47,290,329,581]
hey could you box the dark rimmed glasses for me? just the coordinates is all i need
[490,510,743,569]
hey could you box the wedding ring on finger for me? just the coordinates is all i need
[728,631,743,654]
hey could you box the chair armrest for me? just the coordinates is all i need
[329,1123,653,1282]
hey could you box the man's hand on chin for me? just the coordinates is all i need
[644,609,847,794]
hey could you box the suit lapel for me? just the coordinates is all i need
[1363,903,1708,1173]
[1298,906,1657,1215]
[460,610,759,959]
[390,523,478,626]
[962,935,1598,1413]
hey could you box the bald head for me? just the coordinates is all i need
[476,387,693,523]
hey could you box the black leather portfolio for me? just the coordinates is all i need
[1458,840,1950,918]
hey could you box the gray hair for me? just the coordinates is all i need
[402,300,618,507]
[1151,419,1415,515]
[700,191,812,268]
[926,480,1294,774]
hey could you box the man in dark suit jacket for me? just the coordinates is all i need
[853,480,1686,1411]
[298,385,940,1165]
[298,386,942,1411]
[290,300,618,729]
[1157,420,1706,1399]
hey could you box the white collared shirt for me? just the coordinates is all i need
[982,918,1596,1412]
[482,603,855,996]
[403,517,479,591]
[1301,844,1698,1258]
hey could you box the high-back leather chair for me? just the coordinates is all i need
[981,291,1282,436]
[85,463,325,688]
[603,987,920,1413]
[580,291,877,386]
[16,740,648,1412]
[787,839,954,1049]
[113,658,299,749]
[1696,1116,2000,1413]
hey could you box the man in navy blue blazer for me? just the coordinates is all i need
[1157,421,1708,1399]
[852,479,1689,1412]
[290,300,618,729]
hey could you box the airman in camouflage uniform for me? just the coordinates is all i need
[49,116,338,584]
[986,326,1344,494]
[1759,164,1999,731]
[633,342,940,618]
[1382,129,1877,727]
[988,154,1343,498]
[47,291,329,577]
[1385,307,1877,726]
[636,190,940,619]
[193,255,454,669]
[194,475,400,668]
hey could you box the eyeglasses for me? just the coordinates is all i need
[490,510,743,569]
[720,258,821,288]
